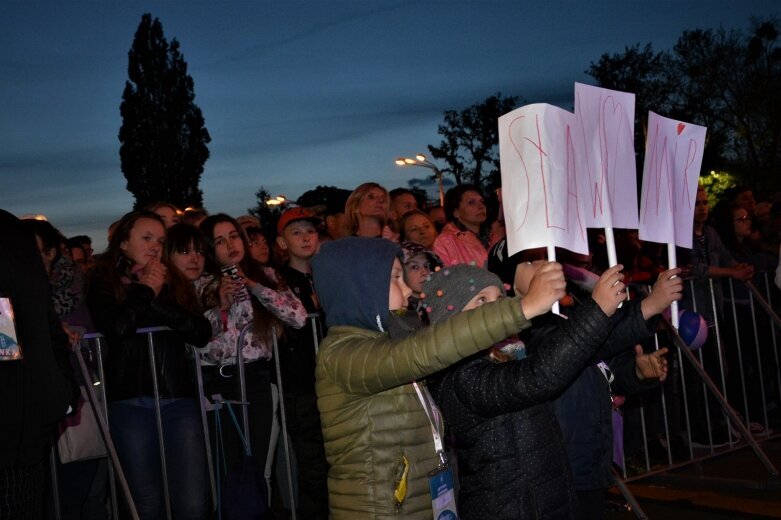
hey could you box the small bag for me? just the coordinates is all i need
[214,402,270,520]
[56,384,107,463]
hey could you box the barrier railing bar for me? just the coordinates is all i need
[748,290,771,433]
[654,332,674,465]
[272,326,297,520]
[138,328,172,520]
[706,278,733,446]
[689,285,715,453]
[191,346,217,510]
[727,280,751,433]
[236,323,252,444]
[762,274,781,419]
[87,334,119,520]
[612,468,648,519]
[49,440,61,520]
[74,342,140,520]
[309,312,320,356]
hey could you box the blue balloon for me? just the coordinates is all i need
[678,310,707,350]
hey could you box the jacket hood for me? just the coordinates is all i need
[312,237,401,331]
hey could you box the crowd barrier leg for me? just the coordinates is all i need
[74,340,140,520]
[140,328,172,520]
[271,327,297,520]
[90,336,119,520]
[612,468,648,520]
[49,442,61,520]
[191,346,217,510]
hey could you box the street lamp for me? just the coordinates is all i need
[265,195,288,207]
[394,153,445,206]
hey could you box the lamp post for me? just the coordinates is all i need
[395,154,445,207]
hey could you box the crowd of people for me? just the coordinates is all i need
[2,179,781,520]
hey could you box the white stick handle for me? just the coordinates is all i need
[667,244,679,329]
[604,227,626,305]
[604,227,618,268]
[547,245,560,315]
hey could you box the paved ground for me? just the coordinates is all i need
[606,436,781,519]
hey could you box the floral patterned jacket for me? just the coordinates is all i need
[194,267,307,364]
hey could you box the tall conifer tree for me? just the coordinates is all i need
[119,13,210,209]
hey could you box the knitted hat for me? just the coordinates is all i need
[423,264,504,324]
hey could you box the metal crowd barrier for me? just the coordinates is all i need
[49,332,140,520]
[614,271,781,494]
[271,312,326,520]
[51,327,210,520]
[51,314,327,520]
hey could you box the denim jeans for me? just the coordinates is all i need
[109,398,209,520]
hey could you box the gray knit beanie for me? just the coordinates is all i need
[422,264,505,324]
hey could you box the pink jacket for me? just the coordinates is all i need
[432,223,489,267]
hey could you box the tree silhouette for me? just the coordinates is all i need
[428,93,520,190]
[119,13,211,209]
[247,186,285,232]
[588,17,781,192]
[296,185,352,211]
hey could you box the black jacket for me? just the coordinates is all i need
[549,298,658,491]
[277,264,322,394]
[0,210,74,468]
[86,273,211,403]
[433,299,612,520]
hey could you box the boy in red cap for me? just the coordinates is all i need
[275,207,329,519]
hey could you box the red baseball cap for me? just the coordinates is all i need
[277,207,322,234]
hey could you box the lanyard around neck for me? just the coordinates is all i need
[412,381,444,455]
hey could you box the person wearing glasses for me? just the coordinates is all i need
[677,185,756,447]
[711,199,777,433]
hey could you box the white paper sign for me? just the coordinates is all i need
[499,103,588,256]
[574,83,638,229]
[638,112,707,249]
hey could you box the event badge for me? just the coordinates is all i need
[428,462,458,520]
[0,297,22,361]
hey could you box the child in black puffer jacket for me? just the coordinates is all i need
[428,262,628,519]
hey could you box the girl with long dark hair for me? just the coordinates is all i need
[85,211,211,519]
[195,214,306,502]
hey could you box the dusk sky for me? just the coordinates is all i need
[1,1,775,250]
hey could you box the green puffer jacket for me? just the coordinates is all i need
[316,296,531,519]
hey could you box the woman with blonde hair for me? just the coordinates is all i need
[344,182,397,240]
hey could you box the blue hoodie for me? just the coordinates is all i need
[311,237,401,332]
